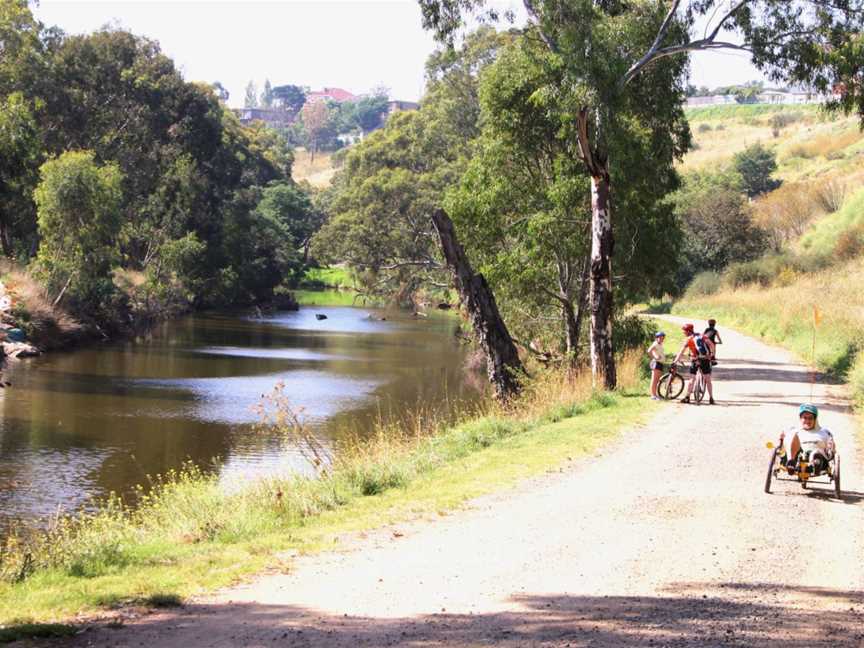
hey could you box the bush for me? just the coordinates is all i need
[814,178,848,213]
[734,142,780,197]
[613,314,654,351]
[724,259,773,288]
[686,271,722,296]
[834,224,864,260]
[697,123,712,132]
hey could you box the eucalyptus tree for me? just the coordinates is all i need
[448,32,683,362]
[419,0,864,388]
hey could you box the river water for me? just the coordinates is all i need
[0,306,480,532]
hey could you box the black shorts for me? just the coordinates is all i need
[690,358,712,375]
[650,360,664,372]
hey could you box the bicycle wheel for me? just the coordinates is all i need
[834,454,842,499]
[694,371,706,403]
[658,372,684,400]
[765,447,779,493]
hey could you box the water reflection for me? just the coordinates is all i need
[0,306,479,533]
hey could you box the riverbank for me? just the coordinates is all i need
[0,352,655,638]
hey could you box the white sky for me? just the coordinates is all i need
[33,0,763,108]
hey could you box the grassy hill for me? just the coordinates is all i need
[675,103,864,408]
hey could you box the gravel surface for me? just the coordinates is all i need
[29,319,864,647]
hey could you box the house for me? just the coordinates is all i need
[234,108,296,128]
[305,87,358,104]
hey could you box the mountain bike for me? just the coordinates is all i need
[657,364,685,400]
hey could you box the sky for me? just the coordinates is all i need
[32,0,764,108]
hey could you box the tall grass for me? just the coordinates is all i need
[799,187,864,256]
[0,352,648,626]
[675,257,864,378]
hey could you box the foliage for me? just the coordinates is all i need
[733,142,780,197]
[0,5,323,330]
[33,151,123,321]
[686,271,723,296]
[272,84,306,115]
[0,91,40,257]
[313,28,507,303]
[672,169,767,288]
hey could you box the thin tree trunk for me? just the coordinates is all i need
[0,220,11,258]
[431,208,524,401]
[572,254,591,360]
[575,108,616,389]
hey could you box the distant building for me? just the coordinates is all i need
[305,87,358,104]
[234,108,296,128]
[685,91,826,108]
[386,100,420,115]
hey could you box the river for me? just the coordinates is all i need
[0,305,481,533]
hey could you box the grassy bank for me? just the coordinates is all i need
[673,256,864,408]
[0,353,656,634]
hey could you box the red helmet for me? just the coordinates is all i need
[682,323,694,333]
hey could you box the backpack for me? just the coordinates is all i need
[694,334,709,356]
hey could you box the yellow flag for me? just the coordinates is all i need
[813,306,822,327]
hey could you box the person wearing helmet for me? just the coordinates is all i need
[703,318,722,364]
[672,322,716,404]
[781,403,835,475]
[646,331,666,399]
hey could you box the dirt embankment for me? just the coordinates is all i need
[32,319,864,647]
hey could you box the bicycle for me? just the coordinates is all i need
[692,360,707,404]
[657,364,685,400]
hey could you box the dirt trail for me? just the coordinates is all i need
[41,319,864,647]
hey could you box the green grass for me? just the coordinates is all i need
[293,289,365,306]
[684,103,819,121]
[301,266,355,289]
[0,360,657,627]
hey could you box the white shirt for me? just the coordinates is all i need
[647,340,665,362]
[788,424,834,457]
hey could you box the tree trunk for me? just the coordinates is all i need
[431,208,524,401]
[0,220,11,258]
[572,254,591,361]
[589,173,616,389]
[575,108,616,389]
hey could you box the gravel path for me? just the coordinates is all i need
[39,319,864,647]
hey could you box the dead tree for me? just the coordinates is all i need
[431,208,524,401]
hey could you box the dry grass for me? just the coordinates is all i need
[292,148,337,188]
[677,256,864,375]
[0,261,81,345]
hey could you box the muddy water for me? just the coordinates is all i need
[0,307,480,531]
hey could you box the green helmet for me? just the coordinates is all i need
[798,403,819,418]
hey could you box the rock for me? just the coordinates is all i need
[315,313,328,320]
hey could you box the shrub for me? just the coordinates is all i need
[724,259,773,288]
[686,271,722,296]
[834,224,864,260]
[697,123,712,132]
[613,314,654,351]
[814,178,848,213]
[734,142,779,197]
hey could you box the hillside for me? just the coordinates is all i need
[674,103,864,408]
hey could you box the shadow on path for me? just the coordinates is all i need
[40,586,863,648]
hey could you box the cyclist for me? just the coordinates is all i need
[646,331,666,400]
[703,318,723,364]
[781,403,835,475]
[672,323,715,404]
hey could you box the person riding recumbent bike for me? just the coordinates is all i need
[765,403,841,497]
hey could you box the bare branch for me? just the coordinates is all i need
[624,0,751,84]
